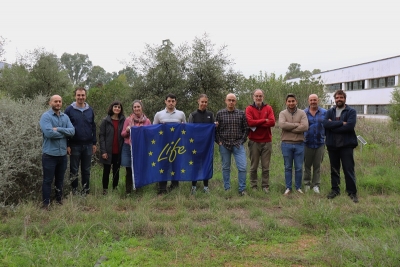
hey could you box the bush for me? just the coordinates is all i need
[0,95,48,205]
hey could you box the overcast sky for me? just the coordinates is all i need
[1,0,399,77]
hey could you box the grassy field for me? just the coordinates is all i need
[1,119,400,266]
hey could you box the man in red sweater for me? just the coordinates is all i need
[245,89,276,193]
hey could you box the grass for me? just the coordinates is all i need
[1,119,400,266]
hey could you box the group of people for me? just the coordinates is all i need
[39,87,359,209]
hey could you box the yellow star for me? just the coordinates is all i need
[160,169,164,174]
[192,149,197,154]
[159,130,163,135]
[152,162,156,167]
[151,139,156,144]
[181,169,186,173]
[181,130,186,134]
[170,127,175,132]
[189,138,194,143]
[171,171,175,176]
[189,161,193,165]
[148,151,153,156]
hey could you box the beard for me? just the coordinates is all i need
[336,101,345,108]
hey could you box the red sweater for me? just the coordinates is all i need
[245,103,276,143]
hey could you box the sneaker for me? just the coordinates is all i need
[203,187,210,193]
[312,186,320,194]
[191,186,197,195]
[349,194,359,203]
[252,187,258,191]
[283,188,291,195]
[327,191,340,199]
[304,185,310,192]
[297,189,304,194]
[239,191,247,196]
[262,187,270,194]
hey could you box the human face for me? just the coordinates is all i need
[225,94,236,111]
[75,89,87,107]
[198,97,208,111]
[253,90,264,106]
[165,97,176,112]
[335,94,346,108]
[133,102,143,116]
[286,97,297,110]
[308,94,319,109]
[50,95,62,113]
[112,104,121,115]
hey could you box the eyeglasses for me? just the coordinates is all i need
[254,95,263,98]
[226,99,236,102]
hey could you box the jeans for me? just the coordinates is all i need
[219,144,247,192]
[281,142,304,190]
[303,145,325,187]
[42,154,67,205]
[248,140,272,188]
[69,144,92,194]
[328,147,357,195]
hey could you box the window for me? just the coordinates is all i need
[388,76,395,87]
[351,105,364,114]
[367,105,389,115]
[369,76,395,88]
[327,83,342,92]
[346,80,364,91]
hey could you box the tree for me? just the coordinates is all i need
[389,86,400,128]
[0,36,6,62]
[85,65,113,88]
[284,63,302,80]
[60,53,92,86]
[117,66,138,86]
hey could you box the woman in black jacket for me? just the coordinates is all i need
[99,101,125,195]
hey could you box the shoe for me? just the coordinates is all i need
[225,188,231,191]
[168,184,179,192]
[297,189,304,194]
[191,186,197,195]
[203,187,210,193]
[41,203,49,210]
[72,188,79,196]
[252,187,258,191]
[349,194,359,203]
[327,191,340,199]
[103,189,108,195]
[239,191,247,196]
[157,189,167,195]
[304,185,310,192]
[312,186,320,194]
[262,187,270,194]
[56,200,63,205]
[283,188,291,195]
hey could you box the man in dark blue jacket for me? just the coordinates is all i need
[323,90,358,203]
[65,87,97,196]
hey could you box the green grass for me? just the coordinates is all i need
[1,120,400,266]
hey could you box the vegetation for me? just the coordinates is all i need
[389,85,400,128]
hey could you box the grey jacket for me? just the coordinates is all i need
[99,115,125,165]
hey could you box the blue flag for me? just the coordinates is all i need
[130,123,215,188]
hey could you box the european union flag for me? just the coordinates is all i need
[130,123,215,188]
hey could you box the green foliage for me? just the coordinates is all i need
[389,86,400,128]
[60,53,92,86]
[85,65,114,88]
[0,36,6,61]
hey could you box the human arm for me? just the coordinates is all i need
[241,112,249,144]
[121,118,131,138]
[99,118,107,156]
[278,111,299,131]
[330,108,357,133]
[292,111,309,133]
[39,113,65,139]
[153,112,160,124]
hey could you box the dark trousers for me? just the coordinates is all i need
[102,154,120,190]
[328,147,357,195]
[42,154,67,205]
[126,167,133,194]
[70,144,92,194]
[158,181,179,192]
[192,180,209,187]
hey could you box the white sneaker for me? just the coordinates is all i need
[283,188,291,195]
[304,185,310,192]
[297,189,304,194]
[313,186,320,194]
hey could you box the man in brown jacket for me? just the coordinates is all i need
[279,93,309,195]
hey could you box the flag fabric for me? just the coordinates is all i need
[130,123,215,188]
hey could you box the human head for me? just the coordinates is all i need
[252,89,264,106]
[49,95,62,113]
[197,94,208,111]
[333,89,346,108]
[107,101,124,117]
[74,87,87,107]
[225,93,237,111]
[285,93,297,110]
[165,93,177,112]
[132,100,144,116]
[308,94,319,110]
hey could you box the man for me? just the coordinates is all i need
[188,94,215,194]
[153,93,186,194]
[65,87,97,196]
[279,93,308,195]
[323,89,359,203]
[215,93,248,196]
[303,94,327,194]
[245,89,275,193]
[39,95,75,209]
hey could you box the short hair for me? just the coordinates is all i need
[165,93,176,100]
[107,101,124,117]
[286,93,296,101]
[253,89,264,95]
[74,87,86,96]
[333,89,346,99]
[198,94,208,99]
[132,100,143,111]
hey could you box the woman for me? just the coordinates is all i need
[121,100,151,194]
[99,101,125,195]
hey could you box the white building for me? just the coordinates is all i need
[287,55,400,118]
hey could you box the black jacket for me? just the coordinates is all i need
[99,115,126,164]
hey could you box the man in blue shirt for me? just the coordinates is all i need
[39,95,75,209]
[303,94,327,194]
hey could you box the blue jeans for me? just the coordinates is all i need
[281,142,304,190]
[219,144,247,192]
[42,154,67,205]
[69,145,92,194]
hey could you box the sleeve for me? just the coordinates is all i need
[188,113,193,123]
[292,111,309,133]
[39,113,65,139]
[241,112,249,144]
[99,119,106,153]
[279,111,297,131]
[153,112,160,124]
[121,118,131,138]
[331,108,357,133]
[215,112,221,144]
[91,110,97,145]
[323,109,343,129]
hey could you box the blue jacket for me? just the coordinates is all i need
[304,107,326,148]
[40,109,75,156]
[65,102,96,146]
[322,105,358,149]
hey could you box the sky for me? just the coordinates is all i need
[1,0,399,77]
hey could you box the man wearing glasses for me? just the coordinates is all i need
[215,93,248,196]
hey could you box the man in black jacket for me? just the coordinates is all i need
[322,90,359,203]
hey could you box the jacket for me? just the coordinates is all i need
[99,115,126,164]
[65,102,96,146]
[246,103,275,143]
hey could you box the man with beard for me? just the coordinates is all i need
[323,89,359,203]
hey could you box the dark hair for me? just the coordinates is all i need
[286,93,296,101]
[165,93,177,100]
[107,101,124,117]
[333,89,346,99]
[74,87,87,96]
